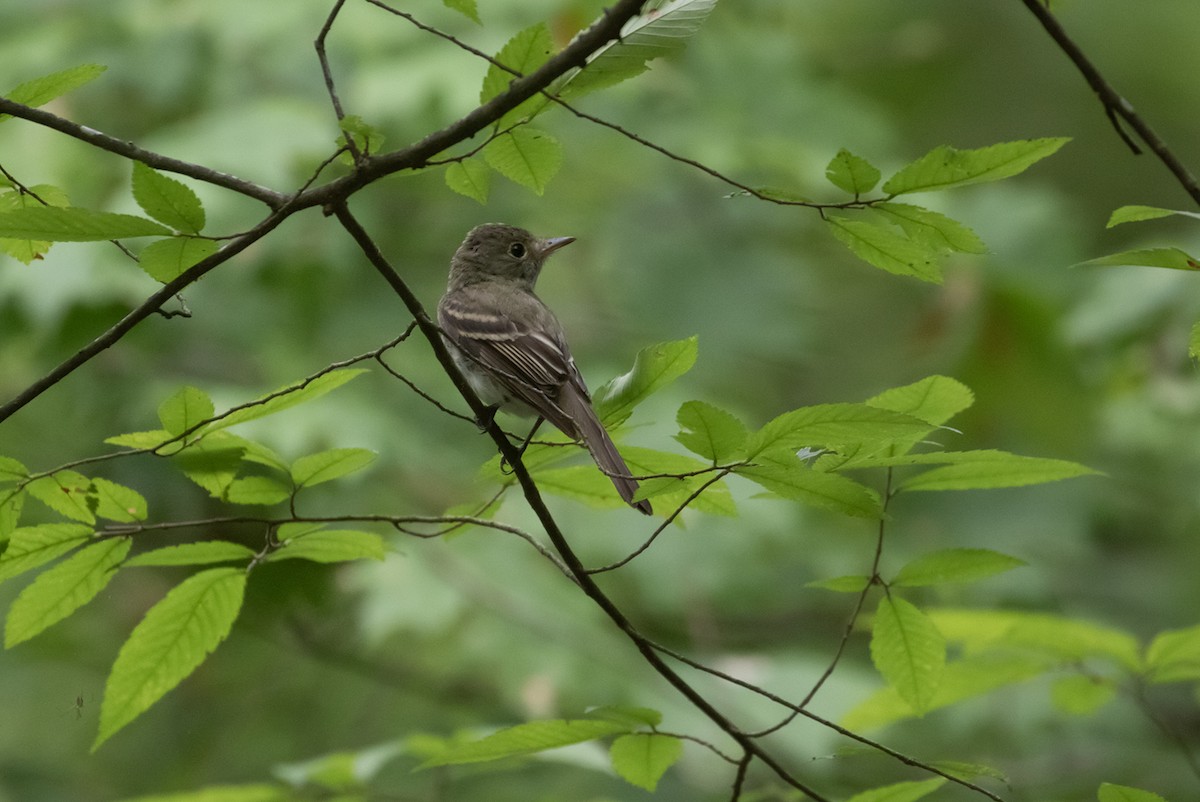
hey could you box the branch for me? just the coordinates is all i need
[1019,0,1200,206]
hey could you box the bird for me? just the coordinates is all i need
[437,223,652,515]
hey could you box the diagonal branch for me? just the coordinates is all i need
[1019,0,1200,206]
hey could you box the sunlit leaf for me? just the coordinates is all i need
[736,451,881,518]
[442,0,480,24]
[1050,674,1115,715]
[1079,247,1200,271]
[95,567,246,749]
[1145,624,1200,683]
[745,403,931,459]
[27,471,94,523]
[870,596,945,713]
[595,337,698,426]
[897,452,1098,491]
[481,24,554,127]
[1106,205,1200,228]
[158,386,215,437]
[0,207,171,241]
[92,478,148,523]
[124,542,256,568]
[825,148,881,195]
[866,375,974,427]
[291,448,377,489]
[265,529,385,564]
[421,717,632,767]
[826,216,942,282]
[892,548,1026,587]
[674,401,748,463]
[845,778,946,802]
[139,237,218,282]
[806,574,871,593]
[876,203,987,254]
[882,138,1070,195]
[5,537,129,647]
[0,184,70,263]
[205,369,368,432]
[1098,783,1170,802]
[131,162,205,233]
[482,127,563,195]
[0,456,29,483]
[223,476,290,506]
[116,784,289,802]
[445,158,490,204]
[0,63,106,122]
[610,733,683,792]
[0,524,91,584]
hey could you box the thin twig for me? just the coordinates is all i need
[1019,0,1200,206]
[314,0,361,163]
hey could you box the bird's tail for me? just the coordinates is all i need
[560,389,652,515]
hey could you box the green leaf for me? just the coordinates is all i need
[124,541,256,568]
[736,452,882,518]
[5,537,130,647]
[898,452,1098,491]
[926,761,1009,783]
[870,596,946,713]
[882,138,1070,195]
[588,705,663,728]
[825,149,881,195]
[623,448,735,516]
[131,162,205,233]
[1190,322,1200,360]
[927,608,1141,670]
[1098,784,1170,802]
[594,337,698,426]
[845,778,947,802]
[1145,624,1200,683]
[139,237,218,282]
[265,529,385,564]
[206,369,368,432]
[481,24,554,127]
[0,207,171,241]
[609,733,683,792]
[482,127,563,195]
[94,567,246,749]
[27,471,95,523]
[893,548,1026,587]
[422,717,632,767]
[92,478,148,523]
[0,524,92,584]
[1050,674,1115,715]
[0,184,71,263]
[445,158,490,204]
[558,0,718,100]
[826,216,942,283]
[805,574,871,593]
[223,477,290,506]
[0,456,29,483]
[867,375,974,427]
[117,784,289,802]
[105,429,177,451]
[1079,247,1200,271]
[291,448,377,489]
[0,489,24,541]
[336,114,386,158]
[1106,205,1200,228]
[674,401,748,463]
[1,64,107,121]
[876,203,987,254]
[158,386,215,437]
[442,0,480,24]
[174,434,246,498]
[745,402,931,459]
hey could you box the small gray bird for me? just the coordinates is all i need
[438,223,652,515]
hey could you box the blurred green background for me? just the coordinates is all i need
[2,0,1199,799]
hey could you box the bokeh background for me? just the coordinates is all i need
[1,0,1199,799]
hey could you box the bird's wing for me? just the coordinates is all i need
[438,284,584,436]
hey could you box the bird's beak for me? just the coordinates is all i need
[539,236,575,257]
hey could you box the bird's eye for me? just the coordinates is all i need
[508,242,526,258]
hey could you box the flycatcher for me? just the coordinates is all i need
[438,223,652,515]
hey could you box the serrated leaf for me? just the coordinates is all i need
[0,523,92,584]
[131,162,205,233]
[806,575,871,593]
[882,138,1070,195]
[871,596,946,713]
[876,203,987,254]
[0,489,24,541]
[291,448,377,489]
[94,567,246,749]
[158,386,215,437]
[442,0,480,23]
[206,369,368,432]
[223,476,290,506]
[124,541,256,568]
[867,375,974,427]
[1106,205,1200,228]
[104,429,176,451]
[116,783,289,802]
[745,403,931,459]
[928,608,1141,670]
[926,761,1008,783]
[174,434,245,498]
[1098,784,1170,802]
[27,471,95,523]
[92,478,148,523]
[737,452,881,518]
[0,184,71,263]
[481,24,554,127]
[825,149,881,195]
[421,718,632,767]
[265,529,385,564]
[558,0,718,100]
[898,452,1098,491]
[845,778,947,802]
[1079,247,1200,271]
[826,216,942,283]
[610,733,682,792]
[139,237,218,282]
[0,456,28,483]
[588,705,662,728]
[0,207,171,241]
[674,401,748,463]
[623,448,735,516]
[594,337,698,426]
[445,158,490,204]
[1,64,107,122]
[1145,624,1200,683]
[336,114,386,158]
[482,128,563,195]
[1051,674,1115,715]
[893,548,1025,587]
[5,537,129,647]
